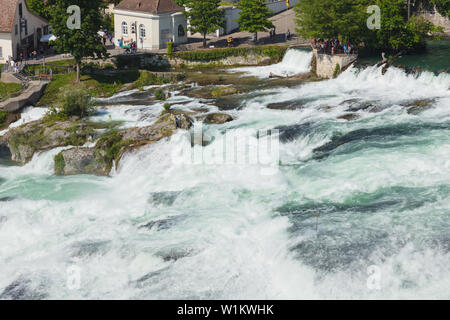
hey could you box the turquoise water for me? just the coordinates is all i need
[360,39,450,73]
[0,50,449,299]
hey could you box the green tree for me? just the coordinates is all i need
[26,0,46,18]
[237,0,274,42]
[184,0,225,47]
[430,0,450,17]
[49,0,108,83]
[294,0,440,52]
[369,0,442,50]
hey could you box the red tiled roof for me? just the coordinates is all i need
[115,0,183,14]
[0,0,18,33]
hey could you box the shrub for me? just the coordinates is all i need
[163,103,171,112]
[95,129,129,167]
[333,64,341,78]
[154,88,167,100]
[60,86,97,118]
[0,110,9,127]
[167,41,174,58]
[54,153,66,174]
[42,105,69,124]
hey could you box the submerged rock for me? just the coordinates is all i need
[267,101,304,111]
[275,123,314,143]
[148,191,181,206]
[0,196,15,202]
[406,99,436,115]
[338,113,360,121]
[0,277,48,300]
[140,215,185,231]
[155,247,193,262]
[203,113,234,125]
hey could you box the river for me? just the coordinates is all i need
[0,47,449,299]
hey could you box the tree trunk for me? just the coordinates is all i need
[203,33,207,48]
[76,62,81,83]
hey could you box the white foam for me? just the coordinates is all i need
[229,49,313,78]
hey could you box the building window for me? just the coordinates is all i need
[15,24,18,35]
[178,25,185,37]
[0,47,3,58]
[139,24,146,38]
[19,3,23,18]
[122,22,128,35]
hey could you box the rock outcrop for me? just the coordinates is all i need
[54,113,193,176]
[0,120,94,165]
[55,148,109,176]
[202,113,234,125]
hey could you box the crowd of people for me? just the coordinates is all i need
[101,30,114,47]
[313,38,357,55]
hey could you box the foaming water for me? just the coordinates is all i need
[0,106,48,136]
[1,61,449,299]
[229,49,313,78]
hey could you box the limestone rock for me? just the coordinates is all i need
[55,148,109,176]
[2,120,93,165]
[203,113,234,125]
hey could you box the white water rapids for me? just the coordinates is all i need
[1,50,450,299]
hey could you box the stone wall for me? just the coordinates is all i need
[312,49,357,79]
[169,53,273,67]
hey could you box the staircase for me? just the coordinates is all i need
[12,64,31,85]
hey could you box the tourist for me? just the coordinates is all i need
[269,29,273,39]
[286,29,291,41]
[343,44,348,55]
[10,59,15,72]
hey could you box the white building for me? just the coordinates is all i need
[113,0,188,50]
[0,0,48,62]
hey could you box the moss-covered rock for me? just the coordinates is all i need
[54,113,192,176]
[1,120,94,165]
[54,148,110,176]
[211,86,239,98]
[202,113,234,125]
[406,99,436,115]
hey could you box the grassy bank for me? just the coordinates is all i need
[38,70,181,106]
[24,59,76,76]
[0,82,22,102]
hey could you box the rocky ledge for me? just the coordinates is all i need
[0,108,237,176]
[54,113,193,176]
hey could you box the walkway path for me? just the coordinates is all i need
[0,81,47,112]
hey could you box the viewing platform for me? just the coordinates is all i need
[312,48,358,79]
